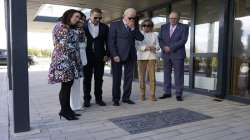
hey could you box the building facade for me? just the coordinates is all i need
[136,0,250,103]
[4,0,250,133]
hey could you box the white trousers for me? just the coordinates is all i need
[70,42,87,110]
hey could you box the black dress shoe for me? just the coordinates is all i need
[96,100,106,106]
[113,101,120,106]
[122,100,135,104]
[84,101,91,107]
[176,96,183,101]
[159,94,172,99]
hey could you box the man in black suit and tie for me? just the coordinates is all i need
[83,8,109,107]
[109,8,144,106]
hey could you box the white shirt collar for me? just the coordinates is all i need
[88,20,99,27]
[170,24,177,29]
[88,20,99,38]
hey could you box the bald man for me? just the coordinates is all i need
[158,11,189,101]
[109,8,144,106]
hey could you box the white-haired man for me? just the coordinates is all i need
[109,8,144,106]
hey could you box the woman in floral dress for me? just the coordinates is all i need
[48,9,83,120]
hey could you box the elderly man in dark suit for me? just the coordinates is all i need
[83,8,109,107]
[109,8,144,106]
[158,11,189,101]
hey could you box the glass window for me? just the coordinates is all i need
[195,0,220,53]
[231,0,250,98]
[194,0,220,90]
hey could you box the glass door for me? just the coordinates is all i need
[193,0,220,91]
[231,0,250,98]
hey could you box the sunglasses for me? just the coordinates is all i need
[128,17,136,20]
[94,17,102,20]
[142,24,153,28]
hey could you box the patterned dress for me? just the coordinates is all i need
[48,22,83,84]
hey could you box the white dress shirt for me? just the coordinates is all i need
[88,20,99,38]
[135,31,160,60]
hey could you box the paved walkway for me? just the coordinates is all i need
[0,69,9,140]
[1,70,250,140]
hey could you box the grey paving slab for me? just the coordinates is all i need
[0,70,10,140]
[0,69,249,140]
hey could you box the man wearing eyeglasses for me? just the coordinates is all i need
[83,8,109,107]
[109,8,144,106]
[158,11,189,101]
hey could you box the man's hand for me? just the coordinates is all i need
[127,20,135,29]
[164,47,171,53]
[113,56,120,63]
[150,46,156,53]
[145,45,151,51]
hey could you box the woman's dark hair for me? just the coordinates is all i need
[58,9,81,25]
[78,11,86,20]
[141,19,154,28]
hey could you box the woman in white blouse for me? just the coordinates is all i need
[70,12,87,111]
[136,19,160,101]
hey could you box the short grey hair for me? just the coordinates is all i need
[123,8,137,16]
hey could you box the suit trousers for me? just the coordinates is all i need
[111,58,136,102]
[83,58,105,102]
[163,58,184,97]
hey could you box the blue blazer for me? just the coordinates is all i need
[158,23,189,59]
[108,20,144,61]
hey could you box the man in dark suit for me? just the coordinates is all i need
[83,8,109,107]
[109,8,144,106]
[158,11,189,101]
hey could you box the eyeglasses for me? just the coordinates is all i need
[142,24,153,28]
[128,17,136,20]
[94,17,102,20]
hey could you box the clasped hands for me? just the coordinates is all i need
[145,45,157,53]
[163,46,171,53]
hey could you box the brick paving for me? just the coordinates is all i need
[1,69,250,140]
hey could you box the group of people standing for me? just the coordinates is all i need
[48,8,189,120]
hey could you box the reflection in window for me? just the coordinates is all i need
[195,22,219,53]
[194,56,218,91]
[231,0,250,98]
[194,0,220,91]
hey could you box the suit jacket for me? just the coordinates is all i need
[83,21,109,61]
[158,23,189,59]
[108,20,144,61]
